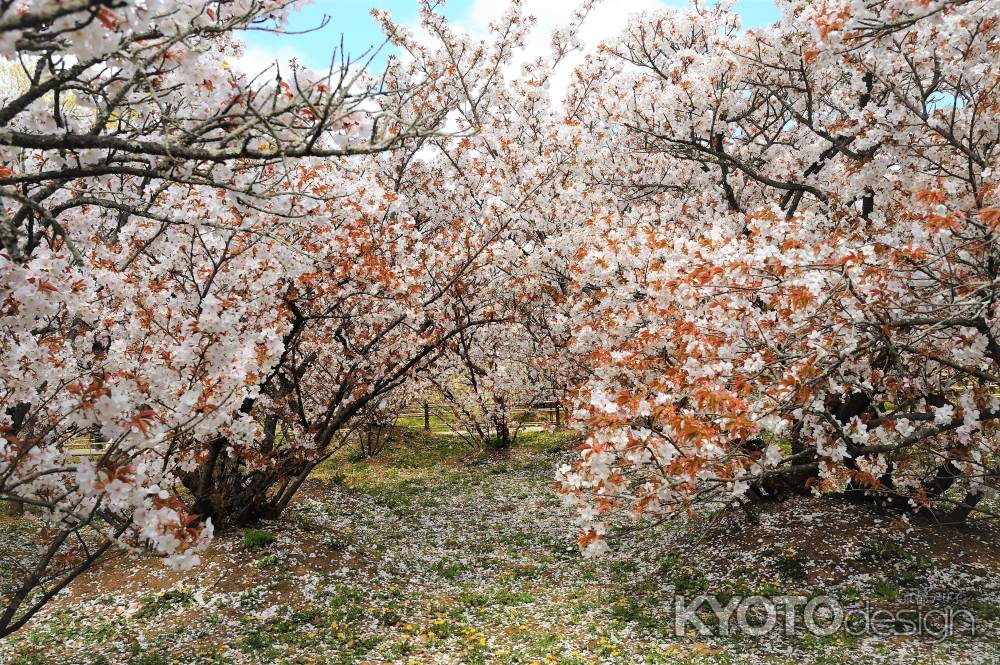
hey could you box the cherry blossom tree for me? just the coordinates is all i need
[176,1,593,523]
[553,0,1000,556]
[0,0,503,635]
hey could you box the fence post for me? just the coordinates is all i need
[555,402,561,427]
[424,403,430,431]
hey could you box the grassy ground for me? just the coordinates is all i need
[1,430,999,664]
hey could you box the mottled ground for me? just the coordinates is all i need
[1,430,998,664]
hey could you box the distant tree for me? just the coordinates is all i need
[427,319,559,450]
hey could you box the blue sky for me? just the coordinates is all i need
[242,0,781,73]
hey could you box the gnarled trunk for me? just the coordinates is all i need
[181,437,315,527]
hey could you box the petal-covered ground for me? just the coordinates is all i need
[2,430,998,664]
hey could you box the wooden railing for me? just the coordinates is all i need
[67,434,110,459]
[396,400,565,431]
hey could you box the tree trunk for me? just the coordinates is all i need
[181,439,307,527]
[490,416,511,450]
[947,491,983,524]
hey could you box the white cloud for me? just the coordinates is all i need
[233,43,311,79]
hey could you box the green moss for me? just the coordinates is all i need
[254,553,279,569]
[872,577,900,601]
[239,529,276,551]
